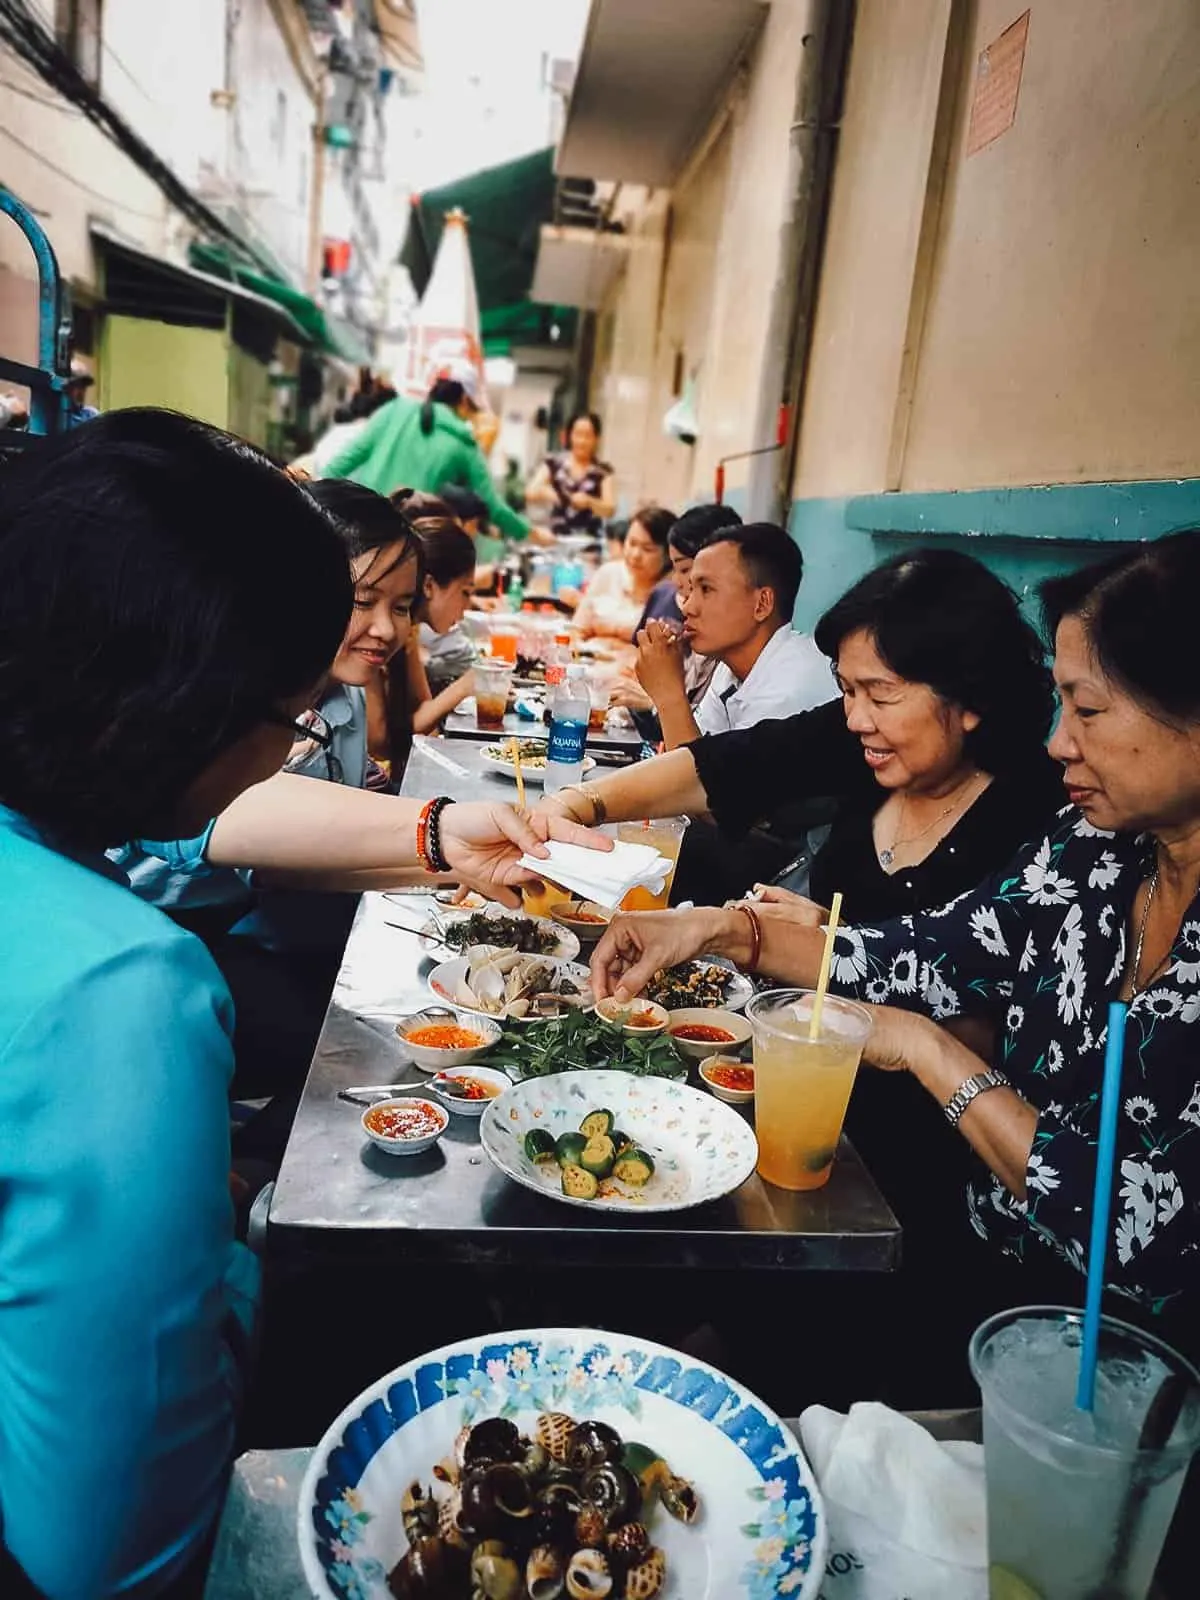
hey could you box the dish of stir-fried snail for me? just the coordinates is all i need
[389,1412,699,1599]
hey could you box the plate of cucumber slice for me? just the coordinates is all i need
[478,1068,759,1214]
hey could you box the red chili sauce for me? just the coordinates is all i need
[707,1062,755,1092]
[628,1009,662,1029]
[438,1075,501,1100]
[670,1023,736,1044]
[365,1101,445,1140]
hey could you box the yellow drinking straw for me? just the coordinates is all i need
[809,891,843,1041]
[509,737,526,808]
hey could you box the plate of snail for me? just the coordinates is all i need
[299,1329,825,1600]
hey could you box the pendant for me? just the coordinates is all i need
[878,848,894,869]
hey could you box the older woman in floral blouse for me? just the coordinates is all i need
[591,531,1200,1367]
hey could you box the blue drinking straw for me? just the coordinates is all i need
[1076,1000,1129,1411]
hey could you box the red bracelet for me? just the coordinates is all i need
[736,902,762,974]
[416,799,435,873]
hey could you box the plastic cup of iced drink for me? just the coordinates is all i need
[969,1305,1200,1600]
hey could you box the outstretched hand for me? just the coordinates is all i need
[440,801,610,909]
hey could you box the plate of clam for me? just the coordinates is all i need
[428,945,594,1023]
[299,1327,827,1600]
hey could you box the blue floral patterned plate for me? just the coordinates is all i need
[299,1328,826,1600]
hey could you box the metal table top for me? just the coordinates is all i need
[267,888,901,1272]
[442,708,643,757]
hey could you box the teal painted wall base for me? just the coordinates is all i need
[786,478,1200,633]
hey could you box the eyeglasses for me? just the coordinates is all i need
[267,708,344,784]
[265,708,333,750]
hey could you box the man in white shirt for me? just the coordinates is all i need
[634,522,834,748]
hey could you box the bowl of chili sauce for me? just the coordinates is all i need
[361,1096,450,1155]
[666,1007,753,1063]
[699,1055,756,1105]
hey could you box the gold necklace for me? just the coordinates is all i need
[878,773,986,870]
[1129,869,1163,997]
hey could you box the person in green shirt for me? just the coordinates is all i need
[325,363,545,544]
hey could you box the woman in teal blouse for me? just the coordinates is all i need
[0,411,601,1598]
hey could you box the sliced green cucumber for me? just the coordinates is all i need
[579,1134,616,1178]
[561,1163,599,1201]
[579,1108,615,1139]
[613,1147,655,1187]
[554,1131,588,1169]
[524,1128,557,1165]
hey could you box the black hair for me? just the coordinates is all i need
[0,408,350,848]
[566,411,603,440]
[705,522,803,622]
[414,516,477,588]
[438,483,490,528]
[390,487,454,521]
[1040,530,1200,722]
[669,502,743,559]
[305,479,424,588]
[332,403,355,425]
[815,547,1055,777]
[629,504,676,552]
[421,378,470,435]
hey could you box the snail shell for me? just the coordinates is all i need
[574,1502,607,1549]
[622,1546,666,1600]
[470,1548,523,1600]
[525,1543,567,1600]
[536,1411,577,1463]
[565,1547,613,1600]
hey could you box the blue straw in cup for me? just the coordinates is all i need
[1075,1000,1128,1411]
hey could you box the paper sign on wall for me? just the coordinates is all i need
[967,9,1031,157]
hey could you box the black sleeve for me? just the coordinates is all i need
[687,699,864,837]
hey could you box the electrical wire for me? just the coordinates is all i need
[0,0,266,266]
[0,120,163,220]
[0,69,82,112]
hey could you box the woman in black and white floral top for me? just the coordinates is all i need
[592,531,1200,1366]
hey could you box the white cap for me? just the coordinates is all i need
[432,356,483,409]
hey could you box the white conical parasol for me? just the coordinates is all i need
[400,208,489,409]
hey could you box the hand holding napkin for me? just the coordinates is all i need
[516,839,672,911]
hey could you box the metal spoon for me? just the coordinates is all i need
[338,1085,405,1106]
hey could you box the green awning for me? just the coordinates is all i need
[401,147,556,316]
[481,300,576,357]
[187,241,371,365]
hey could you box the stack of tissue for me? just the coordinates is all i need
[517,839,672,911]
[798,1402,987,1599]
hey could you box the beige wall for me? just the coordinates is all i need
[591,188,670,511]
[793,0,956,498]
[695,0,813,501]
[589,0,812,511]
[641,119,734,511]
[794,0,1200,498]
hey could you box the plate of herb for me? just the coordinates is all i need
[483,1008,688,1082]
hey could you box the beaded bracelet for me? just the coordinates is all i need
[426,796,453,875]
[416,796,454,875]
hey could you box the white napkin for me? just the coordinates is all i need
[799,1402,986,1599]
[517,839,672,910]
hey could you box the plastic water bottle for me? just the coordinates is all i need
[544,664,589,795]
[544,631,572,690]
